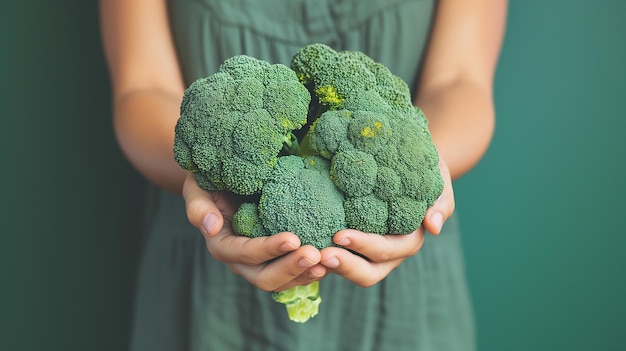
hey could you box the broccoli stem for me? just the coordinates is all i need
[282,133,300,155]
[282,94,328,158]
[307,96,328,127]
[272,281,322,323]
[294,132,316,157]
[280,130,318,158]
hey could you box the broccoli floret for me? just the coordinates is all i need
[174,55,311,195]
[343,194,389,234]
[232,155,347,249]
[300,109,354,158]
[291,43,414,113]
[330,150,378,198]
[387,197,430,234]
[256,155,346,250]
[231,202,269,239]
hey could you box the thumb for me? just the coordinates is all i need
[182,173,224,237]
[423,157,455,235]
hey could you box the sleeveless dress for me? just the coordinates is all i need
[130,1,476,350]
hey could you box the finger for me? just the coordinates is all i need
[320,247,403,288]
[423,158,455,235]
[207,231,301,265]
[182,173,224,237]
[333,229,425,263]
[273,265,328,291]
[233,245,322,292]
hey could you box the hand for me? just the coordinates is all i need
[182,173,327,291]
[319,156,455,287]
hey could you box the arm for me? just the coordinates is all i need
[416,0,508,179]
[320,0,507,286]
[99,0,187,193]
[99,0,323,291]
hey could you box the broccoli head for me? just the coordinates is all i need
[235,155,346,250]
[294,44,443,234]
[291,43,414,114]
[303,107,442,234]
[174,55,311,195]
[231,155,345,323]
[173,44,444,323]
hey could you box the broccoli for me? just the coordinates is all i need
[301,108,442,233]
[260,155,346,250]
[174,55,311,195]
[173,44,443,323]
[234,155,346,249]
[295,44,443,234]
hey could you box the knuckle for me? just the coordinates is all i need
[357,277,379,288]
[286,266,304,279]
[373,251,391,263]
[255,279,277,292]
[227,264,241,275]
[447,197,456,214]
[238,239,265,265]
[185,198,206,226]
[407,238,424,257]
[406,245,420,257]
[294,276,316,288]
[206,243,224,262]
[238,249,258,266]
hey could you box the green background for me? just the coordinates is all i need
[1,1,624,350]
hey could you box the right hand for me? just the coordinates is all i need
[182,173,327,291]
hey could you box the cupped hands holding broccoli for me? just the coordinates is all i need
[175,44,453,323]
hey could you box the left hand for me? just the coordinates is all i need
[319,157,455,287]
[182,173,326,292]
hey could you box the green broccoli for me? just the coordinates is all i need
[302,108,442,234]
[232,156,345,324]
[234,155,345,249]
[291,43,414,115]
[295,44,443,234]
[173,44,443,323]
[174,55,311,195]
[259,155,346,249]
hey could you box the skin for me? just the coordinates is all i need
[100,0,507,291]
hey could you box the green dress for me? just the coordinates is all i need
[130,0,475,350]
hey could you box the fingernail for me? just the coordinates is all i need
[203,213,218,235]
[279,241,297,252]
[323,256,339,268]
[335,236,350,246]
[298,257,315,269]
[308,270,324,279]
[431,212,443,233]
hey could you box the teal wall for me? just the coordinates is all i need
[455,1,626,350]
[1,1,624,350]
[1,2,145,350]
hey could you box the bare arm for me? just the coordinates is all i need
[416,0,507,179]
[100,0,325,290]
[99,0,187,193]
[319,0,507,286]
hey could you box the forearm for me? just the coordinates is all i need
[412,0,505,179]
[415,80,495,180]
[114,88,187,193]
